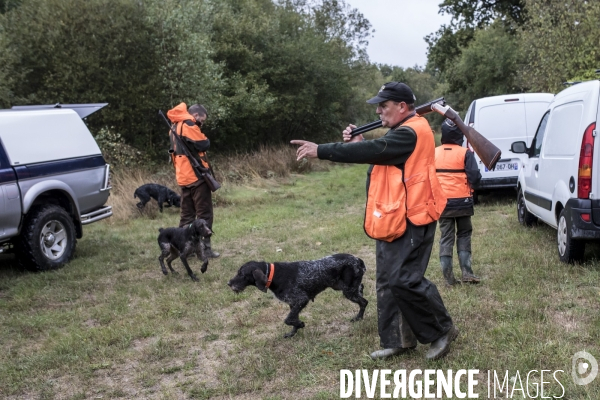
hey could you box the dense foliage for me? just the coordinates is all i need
[0,0,598,161]
[426,0,600,110]
[0,0,381,157]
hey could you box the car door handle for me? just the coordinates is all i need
[535,164,539,171]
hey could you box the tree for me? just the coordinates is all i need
[439,0,527,29]
[445,22,523,109]
[0,0,383,157]
[518,0,600,92]
[426,0,526,80]
[207,0,373,149]
[1,0,164,147]
[0,0,227,155]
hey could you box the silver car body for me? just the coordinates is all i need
[0,106,112,243]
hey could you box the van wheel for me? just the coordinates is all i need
[517,189,536,226]
[557,209,584,263]
[16,205,77,271]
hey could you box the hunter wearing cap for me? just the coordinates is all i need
[291,82,459,361]
[435,119,481,285]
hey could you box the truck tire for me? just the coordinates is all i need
[557,209,585,264]
[17,205,77,271]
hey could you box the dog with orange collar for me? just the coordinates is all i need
[227,253,368,338]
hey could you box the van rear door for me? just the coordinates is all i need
[476,99,526,175]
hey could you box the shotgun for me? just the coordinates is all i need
[350,97,446,137]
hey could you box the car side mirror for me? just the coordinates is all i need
[511,141,527,154]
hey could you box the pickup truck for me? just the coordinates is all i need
[0,103,112,270]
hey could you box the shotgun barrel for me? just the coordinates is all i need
[350,97,446,137]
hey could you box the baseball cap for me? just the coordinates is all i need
[366,82,416,104]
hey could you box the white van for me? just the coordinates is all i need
[512,80,600,263]
[463,93,555,196]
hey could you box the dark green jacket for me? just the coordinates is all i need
[317,124,417,167]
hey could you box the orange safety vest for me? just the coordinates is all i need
[364,115,447,242]
[167,103,210,187]
[434,144,472,199]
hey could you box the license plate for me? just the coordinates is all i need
[485,162,519,172]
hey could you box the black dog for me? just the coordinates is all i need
[157,219,213,281]
[134,183,181,212]
[227,253,368,338]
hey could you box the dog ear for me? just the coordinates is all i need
[252,269,268,292]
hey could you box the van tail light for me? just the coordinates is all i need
[578,122,596,199]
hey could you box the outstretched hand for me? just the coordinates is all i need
[290,140,318,161]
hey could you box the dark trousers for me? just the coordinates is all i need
[439,216,472,257]
[376,220,453,345]
[179,180,213,229]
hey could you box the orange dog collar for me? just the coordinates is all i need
[265,263,275,288]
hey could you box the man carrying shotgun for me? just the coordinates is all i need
[291,82,458,361]
[167,102,220,258]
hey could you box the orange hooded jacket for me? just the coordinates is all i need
[167,103,210,187]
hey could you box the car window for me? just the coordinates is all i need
[531,111,549,157]
[542,101,583,157]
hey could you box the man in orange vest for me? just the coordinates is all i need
[167,102,219,258]
[435,120,481,285]
[291,82,458,361]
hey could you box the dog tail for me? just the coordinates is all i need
[133,190,138,199]
[158,228,164,233]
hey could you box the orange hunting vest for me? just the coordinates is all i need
[435,144,472,199]
[364,115,447,242]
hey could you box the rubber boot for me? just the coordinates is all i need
[202,238,221,259]
[458,251,480,283]
[440,256,457,286]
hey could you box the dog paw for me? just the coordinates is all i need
[350,316,364,322]
[284,331,296,339]
[161,270,168,275]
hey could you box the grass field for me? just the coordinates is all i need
[1,163,599,399]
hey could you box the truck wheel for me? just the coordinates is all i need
[517,189,537,226]
[17,205,77,271]
[557,209,585,264]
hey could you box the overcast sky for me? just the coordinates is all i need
[347,0,452,68]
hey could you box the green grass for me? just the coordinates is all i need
[0,164,599,399]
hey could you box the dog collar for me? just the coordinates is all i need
[265,263,275,289]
